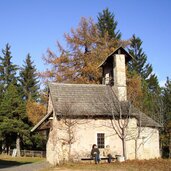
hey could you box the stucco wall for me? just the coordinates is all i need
[46,116,160,165]
[46,96,61,165]
[136,127,160,159]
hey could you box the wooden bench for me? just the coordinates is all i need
[81,157,116,163]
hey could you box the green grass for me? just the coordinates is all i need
[0,154,45,168]
[42,159,171,171]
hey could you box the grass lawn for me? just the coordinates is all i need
[0,154,45,168]
[41,159,171,171]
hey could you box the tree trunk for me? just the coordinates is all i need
[68,142,71,161]
[68,125,71,161]
[135,139,138,159]
[0,142,2,154]
[169,132,171,158]
[5,136,10,154]
[6,145,9,155]
[122,128,127,160]
[16,133,21,157]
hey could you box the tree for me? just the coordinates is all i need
[128,35,153,80]
[0,44,19,153]
[162,77,171,158]
[41,17,128,83]
[22,99,47,151]
[19,54,46,151]
[19,54,39,101]
[57,102,88,161]
[0,43,18,87]
[26,99,46,125]
[97,8,121,40]
[127,72,143,109]
[105,86,132,160]
[0,84,29,156]
[128,35,161,119]
[128,35,160,92]
[92,86,132,160]
[94,86,159,160]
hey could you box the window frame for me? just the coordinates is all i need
[97,133,105,149]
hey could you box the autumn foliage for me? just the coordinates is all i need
[41,17,129,84]
[26,100,46,125]
[127,73,143,108]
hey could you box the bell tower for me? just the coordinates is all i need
[99,47,132,101]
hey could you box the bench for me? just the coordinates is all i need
[81,157,116,163]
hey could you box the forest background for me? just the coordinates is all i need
[0,3,171,158]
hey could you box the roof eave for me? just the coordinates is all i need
[31,111,53,132]
[98,46,134,68]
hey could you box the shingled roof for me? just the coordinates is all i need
[49,83,110,116]
[49,83,161,128]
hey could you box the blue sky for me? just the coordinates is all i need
[0,0,170,86]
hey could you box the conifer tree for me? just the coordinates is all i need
[0,44,18,87]
[0,44,18,153]
[162,77,171,158]
[128,35,153,79]
[0,84,29,156]
[163,78,171,123]
[19,54,39,101]
[97,8,121,40]
[19,55,46,151]
[128,35,161,122]
[128,34,160,92]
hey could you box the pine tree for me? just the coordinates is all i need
[163,78,171,123]
[19,54,47,151]
[97,8,121,40]
[128,35,161,122]
[128,34,160,93]
[162,77,171,157]
[128,35,153,80]
[0,44,18,87]
[19,54,39,101]
[0,84,29,156]
[0,44,18,153]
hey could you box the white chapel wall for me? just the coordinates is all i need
[46,116,160,165]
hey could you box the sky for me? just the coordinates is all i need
[0,0,171,86]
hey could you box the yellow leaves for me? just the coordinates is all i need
[53,56,69,65]
[127,73,143,108]
[26,100,46,125]
[40,17,129,84]
[65,17,99,50]
[167,120,171,130]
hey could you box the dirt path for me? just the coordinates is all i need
[50,168,125,171]
[0,160,51,171]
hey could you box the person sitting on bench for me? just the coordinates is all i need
[103,145,113,163]
[91,144,100,164]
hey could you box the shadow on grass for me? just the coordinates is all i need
[0,159,32,169]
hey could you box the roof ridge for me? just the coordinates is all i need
[98,46,134,68]
[49,82,107,87]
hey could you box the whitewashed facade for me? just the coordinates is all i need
[32,47,161,165]
[46,97,160,165]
